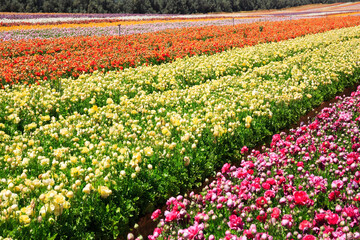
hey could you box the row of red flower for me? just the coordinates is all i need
[1,16,360,88]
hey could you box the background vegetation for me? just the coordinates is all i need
[0,0,358,14]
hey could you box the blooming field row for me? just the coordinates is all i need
[0,17,282,41]
[0,17,233,31]
[2,25,359,136]
[145,85,360,240]
[1,16,360,87]
[0,26,360,238]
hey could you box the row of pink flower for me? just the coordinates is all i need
[139,85,360,240]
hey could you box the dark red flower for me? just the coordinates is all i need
[256,213,267,223]
[256,197,267,208]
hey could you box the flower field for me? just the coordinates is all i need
[146,85,360,240]
[1,16,360,87]
[1,14,360,238]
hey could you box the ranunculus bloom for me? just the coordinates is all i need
[302,235,317,240]
[186,223,200,239]
[327,212,339,225]
[264,190,275,198]
[294,191,310,205]
[221,163,231,173]
[151,209,161,220]
[165,210,178,222]
[262,182,271,190]
[299,220,312,231]
[256,213,267,223]
[228,214,243,230]
[314,213,326,225]
[328,190,340,201]
[271,207,281,219]
[241,146,249,154]
[256,196,267,208]
[331,180,344,190]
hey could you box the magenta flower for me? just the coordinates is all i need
[327,212,340,225]
[302,235,317,240]
[294,191,310,205]
[228,214,244,230]
[299,220,312,231]
[165,210,178,222]
[151,209,161,221]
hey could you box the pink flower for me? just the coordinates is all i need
[165,210,178,222]
[331,180,344,190]
[299,220,312,231]
[262,182,271,190]
[302,235,317,240]
[221,163,231,174]
[327,212,339,225]
[281,214,293,228]
[241,146,249,154]
[264,190,275,198]
[151,209,161,220]
[228,214,243,230]
[186,223,200,239]
[271,207,281,219]
[294,191,310,205]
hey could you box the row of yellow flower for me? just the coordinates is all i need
[1,26,360,136]
[0,27,360,238]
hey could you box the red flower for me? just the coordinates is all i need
[221,163,231,174]
[262,182,271,190]
[271,207,281,219]
[327,213,339,225]
[328,190,340,201]
[165,210,178,222]
[264,190,275,198]
[299,220,312,231]
[256,196,267,208]
[151,209,161,220]
[241,146,249,154]
[314,213,326,225]
[228,214,243,230]
[256,213,267,223]
[302,235,317,240]
[294,191,310,205]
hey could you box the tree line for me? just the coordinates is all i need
[0,0,358,14]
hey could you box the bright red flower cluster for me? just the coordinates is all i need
[1,16,360,88]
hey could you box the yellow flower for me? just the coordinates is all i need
[19,215,31,225]
[106,98,114,105]
[53,194,65,205]
[144,147,154,157]
[82,184,92,194]
[98,186,112,198]
[88,105,98,114]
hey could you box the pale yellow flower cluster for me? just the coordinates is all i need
[0,26,359,230]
